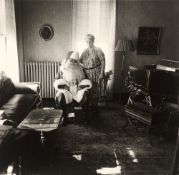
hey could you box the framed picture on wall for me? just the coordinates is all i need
[137,27,162,55]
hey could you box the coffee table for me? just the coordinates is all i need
[18,108,62,144]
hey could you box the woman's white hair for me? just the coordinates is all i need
[85,34,95,42]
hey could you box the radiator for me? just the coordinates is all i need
[24,61,61,98]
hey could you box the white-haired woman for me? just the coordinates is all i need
[80,34,105,107]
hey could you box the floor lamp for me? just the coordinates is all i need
[115,38,134,102]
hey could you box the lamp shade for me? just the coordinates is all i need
[115,39,134,52]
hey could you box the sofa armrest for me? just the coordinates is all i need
[13,82,40,95]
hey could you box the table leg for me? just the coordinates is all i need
[170,128,179,175]
[40,131,45,145]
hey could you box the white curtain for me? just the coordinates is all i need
[0,0,19,82]
[0,35,7,72]
[71,0,116,99]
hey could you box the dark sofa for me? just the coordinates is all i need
[0,78,40,126]
[0,77,41,168]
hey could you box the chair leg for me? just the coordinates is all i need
[136,121,140,131]
[55,98,59,109]
[82,102,90,125]
[123,117,139,130]
[56,94,68,126]
[123,119,129,130]
[170,128,179,175]
[82,91,90,124]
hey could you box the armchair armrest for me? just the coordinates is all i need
[78,79,92,90]
[14,82,40,95]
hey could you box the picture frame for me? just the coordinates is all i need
[137,27,162,55]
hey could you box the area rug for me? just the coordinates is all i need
[23,104,175,175]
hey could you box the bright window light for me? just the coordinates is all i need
[0,34,7,72]
[0,0,19,82]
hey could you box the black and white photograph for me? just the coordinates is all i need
[0,0,179,174]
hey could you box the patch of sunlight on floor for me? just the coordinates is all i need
[133,158,138,163]
[96,148,122,174]
[73,154,82,161]
[96,166,121,175]
[126,147,138,163]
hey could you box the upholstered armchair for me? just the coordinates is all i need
[54,78,92,125]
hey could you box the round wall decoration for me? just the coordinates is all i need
[39,24,54,41]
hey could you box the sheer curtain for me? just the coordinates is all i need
[0,0,7,73]
[0,35,7,72]
[0,0,19,82]
[71,0,116,99]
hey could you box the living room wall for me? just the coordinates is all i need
[114,0,179,96]
[15,0,179,98]
[16,0,72,62]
